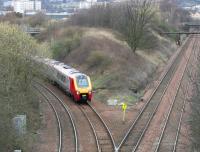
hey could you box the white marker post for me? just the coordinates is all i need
[122,102,127,123]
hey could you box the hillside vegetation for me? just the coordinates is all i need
[0,23,45,151]
[37,25,177,104]
[35,0,190,104]
[67,29,178,103]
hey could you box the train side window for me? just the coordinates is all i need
[57,72,62,81]
[61,75,65,82]
[66,77,70,87]
[57,72,60,79]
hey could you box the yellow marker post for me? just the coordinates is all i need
[122,102,127,123]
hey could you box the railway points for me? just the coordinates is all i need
[43,82,118,152]
[79,103,116,152]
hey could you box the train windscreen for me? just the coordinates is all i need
[76,75,89,88]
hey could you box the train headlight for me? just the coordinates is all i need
[76,91,80,95]
[89,91,92,94]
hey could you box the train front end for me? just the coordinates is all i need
[74,74,92,102]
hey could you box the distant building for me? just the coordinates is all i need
[49,0,63,2]
[3,1,13,8]
[12,0,42,14]
[79,0,97,9]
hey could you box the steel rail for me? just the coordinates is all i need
[87,101,117,151]
[33,85,62,152]
[34,81,78,152]
[79,105,101,152]
[173,38,200,152]
[131,67,176,152]
[131,38,195,151]
[155,36,197,152]
[173,90,187,152]
[116,36,192,152]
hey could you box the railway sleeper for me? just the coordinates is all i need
[120,145,135,152]
[97,134,109,139]
[125,138,139,144]
[99,139,111,145]
[101,148,113,152]
[159,146,174,152]
[142,112,152,117]
[161,142,175,146]
[101,145,113,152]
[133,126,146,132]
[130,130,143,136]
[97,132,109,136]
[98,135,110,140]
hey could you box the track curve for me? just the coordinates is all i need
[34,82,78,152]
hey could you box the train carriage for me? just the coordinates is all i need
[44,59,92,102]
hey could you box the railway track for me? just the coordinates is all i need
[32,35,198,152]
[43,82,117,152]
[79,102,116,152]
[34,82,78,152]
[34,84,62,152]
[116,36,195,152]
[155,36,200,152]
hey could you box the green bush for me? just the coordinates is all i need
[26,12,47,27]
[51,29,82,60]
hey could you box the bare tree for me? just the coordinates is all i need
[69,0,155,52]
[124,0,155,52]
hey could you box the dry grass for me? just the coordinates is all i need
[85,28,127,46]
[59,27,177,103]
[137,50,166,65]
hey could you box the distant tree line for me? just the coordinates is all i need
[0,12,48,27]
[159,0,191,29]
[69,0,191,52]
[70,0,155,53]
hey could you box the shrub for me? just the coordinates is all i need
[26,12,48,27]
[87,51,112,69]
[51,28,82,60]
[51,32,81,60]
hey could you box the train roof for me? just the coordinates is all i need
[44,59,62,67]
[55,63,86,78]
[40,57,88,78]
